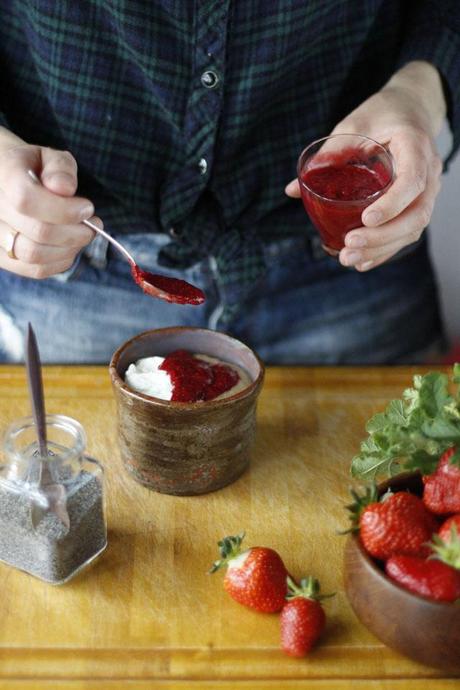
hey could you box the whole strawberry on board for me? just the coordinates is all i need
[346,486,438,560]
[280,576,333,657]
[209,533,289,612]
[438,514,460,543]
[423,447,460,515]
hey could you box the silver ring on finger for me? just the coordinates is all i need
[5,228,19,260]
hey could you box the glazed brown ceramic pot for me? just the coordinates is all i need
[343,472,460,672]
[109,327,264,496]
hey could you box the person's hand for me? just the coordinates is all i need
[285,61,446,271]
[0,127,98,279]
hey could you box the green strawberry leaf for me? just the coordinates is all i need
[453,363,460,385]
[418,372,449,417]
[366,412,388,433]
[361,436,379,453]
[403,386,419,413]
[449,447,460,468]
[444,401,460,420]
[403,449,440,474]
[351,365,460,481]
[386,399,408,426]
[373,431,392,451]
[350,451,399,480]
[421,418,460,440]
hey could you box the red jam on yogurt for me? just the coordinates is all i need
[124,351,250,403]
[159,350,240,402]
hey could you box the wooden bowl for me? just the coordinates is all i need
[343,472,460,672]
[109,327,264,496]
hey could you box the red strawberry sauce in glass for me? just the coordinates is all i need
[298,135,394,255]
[131,265,205,305]
[303,163,386,202]
[159,350,240,402]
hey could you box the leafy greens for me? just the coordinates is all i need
[351,364,460,480]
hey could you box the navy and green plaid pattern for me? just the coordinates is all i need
[1,1,459,318]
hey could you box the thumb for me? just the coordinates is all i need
[285,178,301,198]
[39,148,78,197]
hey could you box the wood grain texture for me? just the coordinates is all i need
[1,682,460,690]
[0,365,457,688]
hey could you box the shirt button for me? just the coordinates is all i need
[201,70,219,88]
[198,158,208,175]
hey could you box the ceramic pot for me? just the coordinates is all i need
[109,327,264,496]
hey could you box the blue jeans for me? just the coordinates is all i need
[0,232,445,364]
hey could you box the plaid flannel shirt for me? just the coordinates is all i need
[1,1,459,318]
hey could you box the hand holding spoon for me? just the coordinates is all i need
[27,170,205,305]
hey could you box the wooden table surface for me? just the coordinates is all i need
[0,364,458,690]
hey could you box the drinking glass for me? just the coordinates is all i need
[297,133,395,256]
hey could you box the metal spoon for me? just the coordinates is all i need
[25,323,70,532]
[27,170,205,305]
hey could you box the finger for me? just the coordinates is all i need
[340,236,407,270]
[285,178,301,197]
[355,245,407,272]
[0,197,98,247]
[0,221,82,265]
[344,164,440,257]
[362,131,432,227]
[40,148,78,196]
[0,148,94,224]
[0,250,75,280]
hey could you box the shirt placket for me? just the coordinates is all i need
[162,1,230,232]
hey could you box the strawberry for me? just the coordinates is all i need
[423,447,460,515]
[438,514,460,543]
[430,516,460,570]
[386,521,460,602]
[280,576,332,657]
[346,486,438,560]
[209,533,288,612]
[385,555,460,602]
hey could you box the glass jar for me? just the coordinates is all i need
[0,414,107,584]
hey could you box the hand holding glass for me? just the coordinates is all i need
[297,134,395,256]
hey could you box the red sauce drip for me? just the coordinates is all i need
[131,265,205,305]
[159,350,240,402]
[300,153,391,252]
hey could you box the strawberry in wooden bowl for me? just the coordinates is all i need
[343,365,460,672]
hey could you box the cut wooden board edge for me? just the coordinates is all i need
[0,646,453,680]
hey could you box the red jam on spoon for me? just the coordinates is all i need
[131,266,205,305]
[159,350,240,402]
[25,169,205,306]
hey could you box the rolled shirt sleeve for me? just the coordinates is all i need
[397,1,460,166]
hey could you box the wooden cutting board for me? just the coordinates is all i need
[0,364,457,690]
